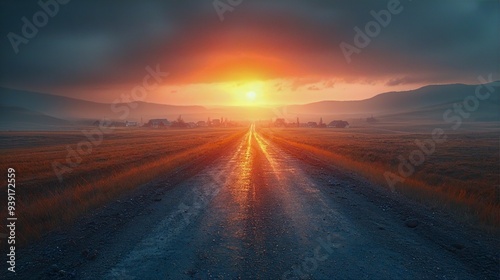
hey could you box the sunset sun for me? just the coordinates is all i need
[246,91,257,101]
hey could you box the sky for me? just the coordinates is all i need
[1,0,499,106]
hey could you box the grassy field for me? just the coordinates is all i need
[259,125,500,227]
[0,127,247,244]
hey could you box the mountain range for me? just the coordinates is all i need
[285,83,500,119]
[1,82,499,130]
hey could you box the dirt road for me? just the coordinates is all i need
[9,125,499,279]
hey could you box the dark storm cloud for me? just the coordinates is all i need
[0,0,498,93]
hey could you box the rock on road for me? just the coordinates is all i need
[10,125,499,279]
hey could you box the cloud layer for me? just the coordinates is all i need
[1,0,498,95]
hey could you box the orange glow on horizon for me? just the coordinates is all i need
[185,52,294,85]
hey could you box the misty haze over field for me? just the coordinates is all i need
[1,81,499,131]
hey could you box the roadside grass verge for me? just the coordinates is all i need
[259,128,499,228]
[0,128,247,244]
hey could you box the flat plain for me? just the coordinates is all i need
[5,125,499,279]
[260,123,500,227]
[0,127,247,244]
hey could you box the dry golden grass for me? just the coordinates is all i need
[259,127,500,228]
[0,127,247,244]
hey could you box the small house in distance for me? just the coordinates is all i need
[328,120,349,128]
[144,119,170,128]
[274,118,286,127]
[307,121,318,128]
[211,119,221,126]
[125,121,138,127]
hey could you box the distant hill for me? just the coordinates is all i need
[285,83,500,120]
[0,106,72,131]
[378,100,500,123]
[1,82,499,130]
[0,87,207,121]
